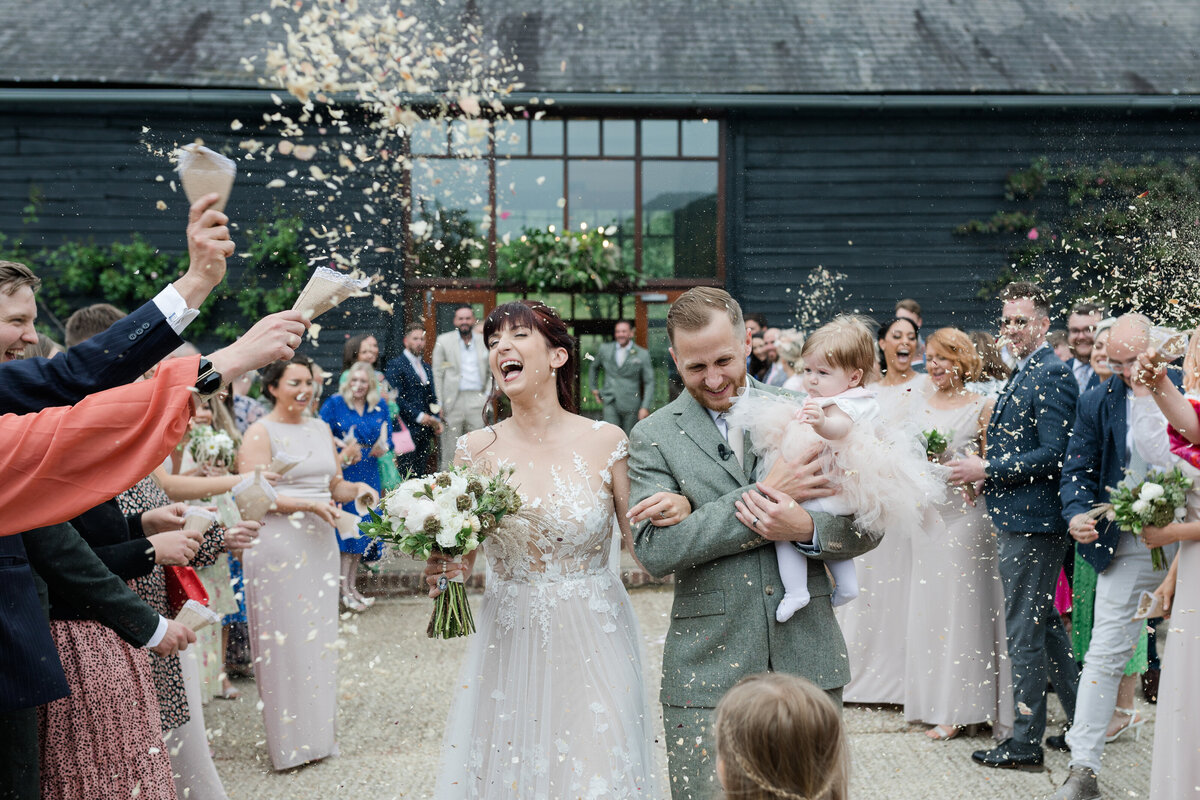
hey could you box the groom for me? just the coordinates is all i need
[629,287,881,800]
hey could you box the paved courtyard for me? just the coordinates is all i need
[205,589,1156,799]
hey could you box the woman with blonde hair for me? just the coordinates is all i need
[319,359,392,610]
[774,329,806,392]
[714,672,849,800]
[905,327,1013,741]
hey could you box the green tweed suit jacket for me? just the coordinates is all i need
[588,341,655,414]
[629,380,882,708]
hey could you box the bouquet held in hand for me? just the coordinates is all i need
[187,424,237,471]
[359,465,521,638]
[922,428,951,461]
[1097,467,1192,570]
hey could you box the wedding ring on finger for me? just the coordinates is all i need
[753,517,760,527]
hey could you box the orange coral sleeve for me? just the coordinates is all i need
[0,356,200,536]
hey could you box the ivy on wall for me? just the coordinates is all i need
[957,156,1200,326]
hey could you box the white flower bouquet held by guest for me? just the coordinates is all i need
[1097,468,1191,569]
[360,465,521,638]
[186,423,237,471]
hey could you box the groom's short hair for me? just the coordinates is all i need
[667,287,744,346]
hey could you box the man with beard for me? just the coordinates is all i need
[432,304,488,468]
[1066,302,1105,392]
[627,287,880,799]
[386,321,443,476]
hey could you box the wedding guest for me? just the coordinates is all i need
[965,330,1010,398]
[1053,314,1176,800]
[230,370,266,434]
[385,321,443,477]
[837,315,926,705]
[952,281,1078,772]
[1135,328,1200,797]
[433,304,489,468]
[1049,329,1072,362]
[748,334,769,382]
[744,313,767,339]
[1066,302,1105,392]
[238,356,375,770]
[762,327,786,386]
[895,298,926,368]
[714,673,848,800]
[320,360,392,611]
[905,328,1012,741]
[775,329,806,392]
[64,302,125,348]
[23,332,63,359]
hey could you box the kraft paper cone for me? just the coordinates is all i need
[354,487,380,517]
[183,508,217,533]
[175,599,221,632]
[268,451,306,475]
[1132,590,1165,621]
[292,267,369,321]
[176,144,237,212]
[335,509,362,540]
[1149,325,1188,361]
[232,472,278,522]
[373,421,388,451]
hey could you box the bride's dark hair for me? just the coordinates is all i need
[483,300,577,414]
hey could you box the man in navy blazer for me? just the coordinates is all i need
[386,322,443,476]
[949,281,1080,771]
[0,195,233,798]
[1051,315,1179,800]
[1065,301,1105,393]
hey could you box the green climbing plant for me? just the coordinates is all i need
[497,225,640,293]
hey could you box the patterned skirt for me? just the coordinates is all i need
[37,620,175,800]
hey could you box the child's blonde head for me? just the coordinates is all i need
[800,315,876,386]
[715,673,849,800]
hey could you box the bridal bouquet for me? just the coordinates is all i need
[1094,467,1192,570]
[359,465,521,638]
[188,425,237,470]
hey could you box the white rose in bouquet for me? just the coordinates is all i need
[1131,498,1150,515]
[405,498,440,533]
[1140,482,1165,501]
[436,512,467,549]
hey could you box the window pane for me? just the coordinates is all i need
[450,119,491,156]
[409,158,489,278]
[682,119,719,157]
[495,160,564,241]
[641,161,718,278]
[530,119,564,155]
[410,119,448,155]
[494,119,527,156]
[567,120,600,156]
[568,160,635,274]
[641,120,677,157]
[603,120,635,156]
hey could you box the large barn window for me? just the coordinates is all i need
[404,116,722,287]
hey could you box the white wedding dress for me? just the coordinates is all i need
[433,426,659,799]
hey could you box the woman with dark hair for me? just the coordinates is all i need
[341,332,402,490]
[835,315,930,705]
[237,355,375,771]
[422,300,659,798]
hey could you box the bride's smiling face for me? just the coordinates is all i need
[487,322,567,399]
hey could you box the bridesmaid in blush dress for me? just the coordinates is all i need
[237,355,375,771]
[837,316,927,704]
[904,328,1013,741]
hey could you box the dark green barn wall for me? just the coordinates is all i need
[726,106,1200,333]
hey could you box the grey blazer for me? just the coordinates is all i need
[588,341,655,413]
[629,380,882,707]
[431,330,489,414]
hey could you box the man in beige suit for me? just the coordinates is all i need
[432,304,489,467]
[629,287,881,800]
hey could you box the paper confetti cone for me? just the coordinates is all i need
[183,507,216,533]
[292,267,370,321]
[268,451,306,475]
[174,599,221,632]
[176,144,237,212]
[353,487,380,517]
[232,472,278,522]
[335,509,362,540]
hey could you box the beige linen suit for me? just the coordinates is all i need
[629,379,882,799]
[431,330,489,467]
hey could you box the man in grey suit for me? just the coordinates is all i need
[588,320,654,434]
[628,287,881,800]
[432,304,489,467]
[948,281,1080,772]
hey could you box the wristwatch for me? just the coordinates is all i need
[193,358,224,400]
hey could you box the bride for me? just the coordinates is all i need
[423,300,660,799]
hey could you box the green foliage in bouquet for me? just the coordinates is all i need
[496,225,641,293]
[1106,467,1192,569]
[922,428,951,460]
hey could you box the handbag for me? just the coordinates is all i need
[164,565,210,617]
[392,418,417,455]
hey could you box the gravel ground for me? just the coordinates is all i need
[205,589,1156,799]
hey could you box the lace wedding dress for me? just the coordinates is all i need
[433,425,659,799]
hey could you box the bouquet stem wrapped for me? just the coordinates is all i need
[359,465,521,638]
